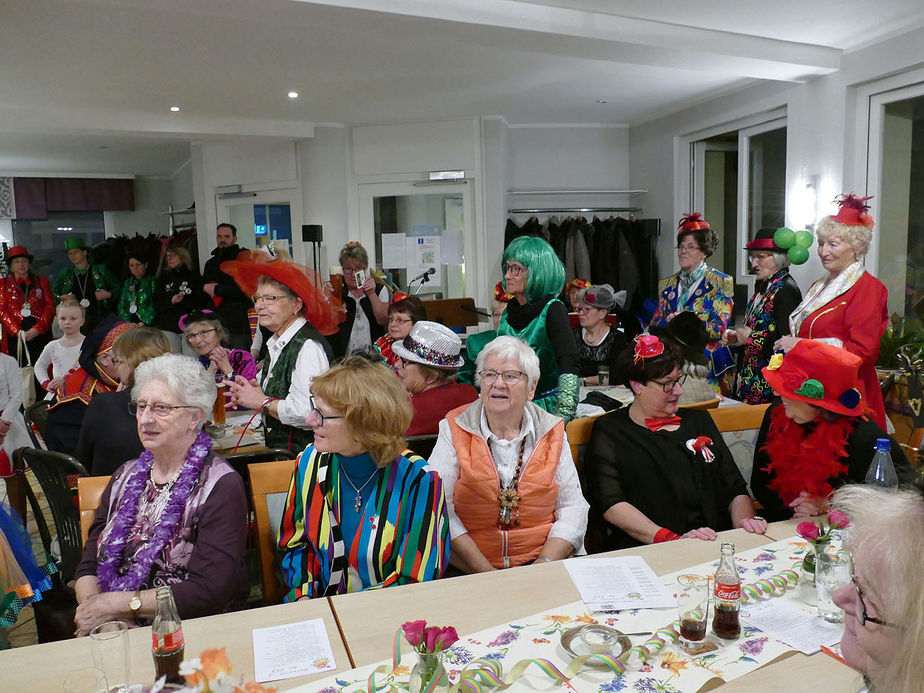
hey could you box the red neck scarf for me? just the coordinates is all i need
[760,405,853,505]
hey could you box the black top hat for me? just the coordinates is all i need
[649,311,709,366]
[744,227,785,252]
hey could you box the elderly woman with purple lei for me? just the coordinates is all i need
[73,353,248,635]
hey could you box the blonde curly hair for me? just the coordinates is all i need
[815,216,871,257]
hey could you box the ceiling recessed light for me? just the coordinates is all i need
[170,105,180,112]
[287,91,299,99]
[596,99,608,104]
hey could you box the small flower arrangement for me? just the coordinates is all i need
[797,509,851,545]
[145,648,278,693]
[402,620,460,654]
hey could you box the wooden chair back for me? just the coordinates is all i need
[708,403,770,432]
[248,459,297,605]
[679,397,721,411]
[77,476,110,546]
[565,412,606,473]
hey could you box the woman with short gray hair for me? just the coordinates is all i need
[74,353,248,634]
[429,335,588,573]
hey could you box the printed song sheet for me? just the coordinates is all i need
[252,618,337,682]
[564,556,674,611]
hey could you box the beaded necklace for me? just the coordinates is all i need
[497,438,527,527]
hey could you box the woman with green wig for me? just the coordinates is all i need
[497,236,580,421]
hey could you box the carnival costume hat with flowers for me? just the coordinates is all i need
[392,320,464,370]
[830,193,875,228]
[759,340,874,507]
[762,339,864,417]
[565,278,590,294]
[221,249,343,335]
[494,281,514,303]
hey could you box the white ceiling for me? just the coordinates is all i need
[1,0,923,176]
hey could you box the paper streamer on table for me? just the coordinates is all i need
[360,562,805,693]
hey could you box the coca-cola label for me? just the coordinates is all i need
[152,628,184,653]
[714,582,740,601]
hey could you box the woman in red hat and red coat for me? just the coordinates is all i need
[751,340,911,521]
[776,194,889,429]
[0,245,55,362]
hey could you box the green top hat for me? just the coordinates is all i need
[65,237,89,251]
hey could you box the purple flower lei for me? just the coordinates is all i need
[97,430,212,592]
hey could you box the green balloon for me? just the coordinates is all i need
[795,230,814,248]
[774,227,796,249]
[788,245,810,264]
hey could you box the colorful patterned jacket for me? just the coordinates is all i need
[0,274,55,350]
[277,446,449,601]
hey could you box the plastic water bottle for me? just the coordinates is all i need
[864,437,899,489]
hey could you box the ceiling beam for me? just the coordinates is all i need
[296,0,842,81]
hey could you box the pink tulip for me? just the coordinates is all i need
[797,521,820,541]
[828,509,851,529]
[423,626,442,653]
[402,620,427,647]
[434,627,459,652]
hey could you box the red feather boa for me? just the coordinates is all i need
[760,405,853,505]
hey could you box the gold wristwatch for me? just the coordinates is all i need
[129,590,142,619]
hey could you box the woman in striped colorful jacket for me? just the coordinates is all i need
[277,355,449,600]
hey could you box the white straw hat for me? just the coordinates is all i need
[391,320,464,369]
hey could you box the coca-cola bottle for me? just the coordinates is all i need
[152,586,185,685]
[712,542,741,639]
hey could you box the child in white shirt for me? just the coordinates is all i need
[34,299,85,400]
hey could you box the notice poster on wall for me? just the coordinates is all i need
[406,235,442,289]
[381,233,407,269]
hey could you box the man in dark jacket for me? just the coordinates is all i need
[202,223,253,348]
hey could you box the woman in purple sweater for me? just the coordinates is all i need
[74,354,248,634]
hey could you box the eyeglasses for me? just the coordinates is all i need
[748,252,775,262]
[851,571,896,628]
[308,395,343,426]
[341,266,364,274]
[677,243,700,253]
[186,327,217,341]
[129,401,199,418]
[251,294,288,305]
[651,374,687,392]
[388,316,413,324]
[575,306,602,314]
[479,369,526,385]
[502,263,527,277]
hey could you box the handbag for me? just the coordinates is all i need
[16,330,36,409]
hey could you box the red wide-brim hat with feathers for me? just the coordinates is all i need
[221,250,344,335]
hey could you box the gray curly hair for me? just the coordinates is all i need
[132,353,217,428]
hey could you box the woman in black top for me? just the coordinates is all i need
[154,246,205,355]
[76,326,172,476]
[572,283,627,385]
[583,336,766,550]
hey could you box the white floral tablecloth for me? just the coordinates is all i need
[297,537,840,693]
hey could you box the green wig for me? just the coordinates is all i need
[502,236,566,303]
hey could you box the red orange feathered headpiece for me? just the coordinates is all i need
[830,193,875,229]
[677,213,710,232]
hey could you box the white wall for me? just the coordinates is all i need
[629,25,924,295]
[298,127,350,274]
[171,158,194,209]
[104,176,172,238]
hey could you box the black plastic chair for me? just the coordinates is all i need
[405,434,439,461]
[24,400,49,449]
[13,447,88,584]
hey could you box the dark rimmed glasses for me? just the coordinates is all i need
[308,395,343,426]
[129,401,199,418]
[502,263,526,277]
[652,374,687,393]
[852,572,896,628]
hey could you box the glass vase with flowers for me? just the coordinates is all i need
[402,620,459,693]
[797,509,851,583]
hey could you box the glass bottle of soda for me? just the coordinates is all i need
[712,542,741,639]
[152,586,185,685]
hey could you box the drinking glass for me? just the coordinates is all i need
[90,620,131,692]
[598,365,610,386]
[62,668,108,693]
[677,574,710,651]
[816,552,851,623]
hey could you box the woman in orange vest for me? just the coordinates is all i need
[428,335,588,572]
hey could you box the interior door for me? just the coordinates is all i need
[216,188,305,264]
[357,181,478,305]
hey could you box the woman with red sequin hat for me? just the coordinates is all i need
[777,194,889,429]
